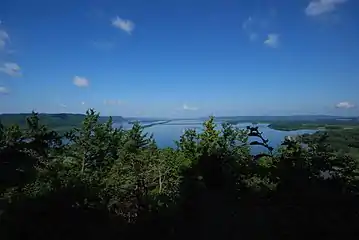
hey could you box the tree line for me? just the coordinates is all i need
[0,113,125,134]
[1,109,359,239]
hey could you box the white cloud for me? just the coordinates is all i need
[0,30,9,50]
[81,101,85,105]
[183,104,198,111]
[305,0,348,16]
[335,101,355,109]
[0,86,9,94]
[264,34,279,48]
[112,16,135,34]
[73,76,89,87]
[0,62,22,77]
[104,99,122,106]
[59,104,67,108]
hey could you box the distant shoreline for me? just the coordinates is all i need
[267,123,359,131]
[2,113,359,133]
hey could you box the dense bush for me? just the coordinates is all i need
[1,109,359,239]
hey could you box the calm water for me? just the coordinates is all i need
[114,120,317,154]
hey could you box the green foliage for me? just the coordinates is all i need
[1,109,359,239]
[301,129,359,160]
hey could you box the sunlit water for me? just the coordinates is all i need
[113,120,317,154]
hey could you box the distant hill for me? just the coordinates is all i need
[100,116,126,123]
[203,115,359,131]
[0,113,125,133]
[212,115,359,123]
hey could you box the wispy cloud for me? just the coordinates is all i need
[73,76,89,87]
[112,16,135,34]
[104,99,122,106]
[242,17,258,42]
[335,101,355,109]
[0,86,9,94]
[81,101,85,105]
[242,17,253,31]
[183,104,198,111]
[305,0,348,16]
[249,33,258,41]
[242,13,279,44]
[59,104,67,108]
[264,34,279,48]
[0,62,22,77]
[0,30,9,50]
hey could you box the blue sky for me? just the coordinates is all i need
[0,0,358,117]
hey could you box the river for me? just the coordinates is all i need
[113,120,317,154]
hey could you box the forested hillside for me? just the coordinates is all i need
[0,113,125,133]
[1,109,359,239]
[301,129,359,159]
